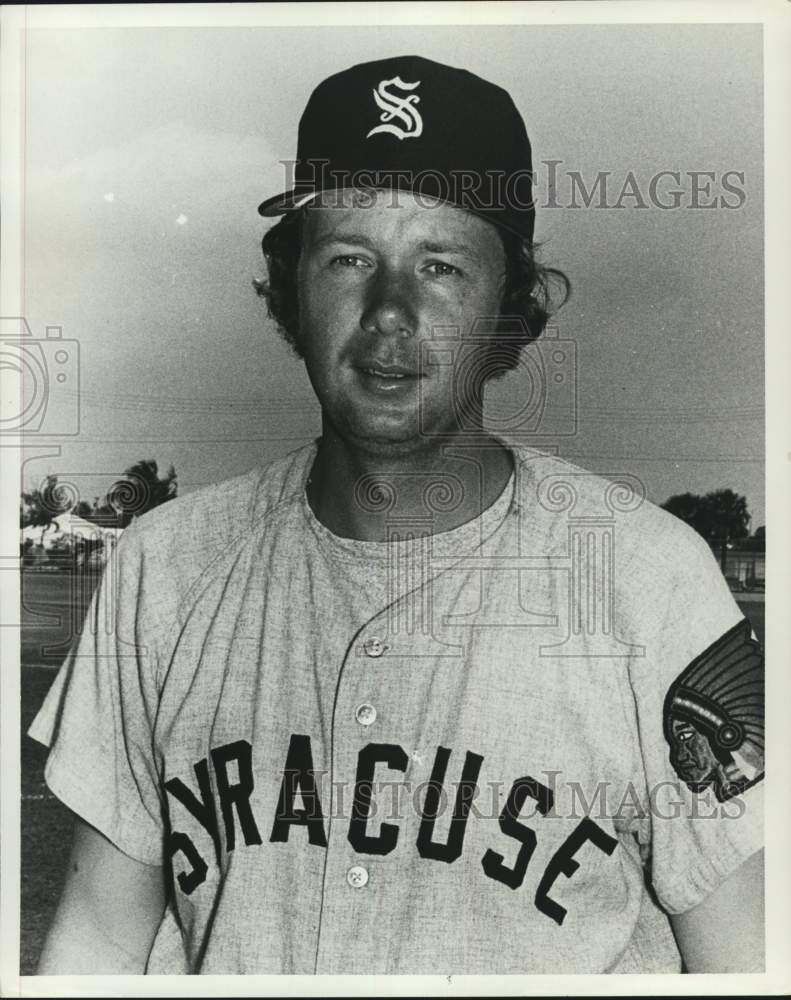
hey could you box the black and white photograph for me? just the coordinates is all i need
[1,1,789,994]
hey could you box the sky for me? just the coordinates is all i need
[17,21,765,527]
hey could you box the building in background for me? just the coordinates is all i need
[723,548,765,590]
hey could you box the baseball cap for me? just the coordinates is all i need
[258,55,536,243]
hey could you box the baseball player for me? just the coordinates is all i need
[30,56,764,975]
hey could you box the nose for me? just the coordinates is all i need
[360,267,417,339]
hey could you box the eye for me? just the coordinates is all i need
[423,261,462,277]
[330,254,371,269]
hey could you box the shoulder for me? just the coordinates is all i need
[510,444,723,584]
[115,442,315,595]
[509,446,744,669]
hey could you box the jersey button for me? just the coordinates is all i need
[363,636,386,658]
[346,865,369,889]
[355,703,377,727]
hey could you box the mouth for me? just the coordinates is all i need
[355,363,423,393]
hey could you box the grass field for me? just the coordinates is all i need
[20,570,98,974]
[18,570,766,974]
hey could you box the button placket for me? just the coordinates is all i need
[346,864,369,889]
[355,702,377,726]
[363,635,387,658]
[315,615,394,973]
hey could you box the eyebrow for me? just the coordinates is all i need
[417,240,476,256]
[309,232,377,251]
[308,233,479,257]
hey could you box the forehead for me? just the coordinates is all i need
[302,188,504,255]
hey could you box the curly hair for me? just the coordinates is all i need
[253,205,570,377]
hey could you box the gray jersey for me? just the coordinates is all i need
[30,443,763,974]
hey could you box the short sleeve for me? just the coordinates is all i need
[27,525,166,866]
[627,529,764,914]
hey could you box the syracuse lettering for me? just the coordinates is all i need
[164,734,618,925]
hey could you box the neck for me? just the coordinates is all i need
[306,423,513,542]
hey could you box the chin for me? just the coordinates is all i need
[327,402,407,443]
[344,425,430,458]
[325,399,471,457]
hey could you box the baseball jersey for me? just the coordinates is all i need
[29,442,764,974]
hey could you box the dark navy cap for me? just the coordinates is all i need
[258,55,536,243]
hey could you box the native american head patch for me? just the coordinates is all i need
[663,618,764,803]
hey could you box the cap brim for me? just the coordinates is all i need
[258,186,534,243]
[258,190,320,216]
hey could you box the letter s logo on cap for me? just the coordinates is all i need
[366,77,423,140]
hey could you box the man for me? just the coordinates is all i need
[30,55,763,975]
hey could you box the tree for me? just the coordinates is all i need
[20,536,35,565]
[84,495,121,528]
[661,489,751,572]
[74,460,178,529]
[741,525,765,552]
[23,461,178,537]
[71,500,94,521]
[659,492,711,538]
[703,489,750,571]
[20,475,71,545]
[48,532,78,569]
[82,459,178,529]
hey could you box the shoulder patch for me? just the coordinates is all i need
[663,619,764,802]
